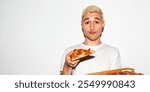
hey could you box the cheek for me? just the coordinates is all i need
[82,25,90,31]
[96,25,103,31]
[82,28,89,36]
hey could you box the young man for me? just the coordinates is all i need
[60,5,121,75]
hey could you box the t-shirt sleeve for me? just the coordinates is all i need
[60,48,71,72]
[60,50,67,72]
[110,48,121,69]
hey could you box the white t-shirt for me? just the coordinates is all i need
[60,43,121,75]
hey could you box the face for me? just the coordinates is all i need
[81,12,104,41]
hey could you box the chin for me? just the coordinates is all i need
[88,37,99,41]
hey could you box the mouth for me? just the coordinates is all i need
[89,31,97,34]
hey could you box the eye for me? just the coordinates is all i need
[85,21,90,25]
[95,21,100,24]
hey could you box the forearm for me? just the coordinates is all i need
[61,64,73,75]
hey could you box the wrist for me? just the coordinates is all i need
[64,63,73,69]
[62,64,73,75]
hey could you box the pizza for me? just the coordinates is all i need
[87,68,144,75]
[70,48,95,61]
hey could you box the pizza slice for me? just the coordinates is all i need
[87,68,144,75]
[70,48,95,61]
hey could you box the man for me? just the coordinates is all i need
[60,5,121,75]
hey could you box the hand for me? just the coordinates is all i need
[65,51,80,68]
[62,51,80,75]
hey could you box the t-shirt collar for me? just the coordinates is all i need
[81,42,103,50]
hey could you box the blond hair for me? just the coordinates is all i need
[82,5,104,20]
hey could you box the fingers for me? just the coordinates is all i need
[65,51,80,68]
[67,50,73,56]
[65,51,72,63]
[69,60,80,68]
[66,57,80,68]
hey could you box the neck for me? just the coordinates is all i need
[83,38,101,46]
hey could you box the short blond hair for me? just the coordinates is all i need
[82,5,104,20]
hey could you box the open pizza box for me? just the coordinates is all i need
[87,68,144,75]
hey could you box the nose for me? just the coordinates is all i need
[90,22,94,30]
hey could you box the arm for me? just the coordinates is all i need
[61,64,73,75]
[110,48,121,69]
[61,51,80,75]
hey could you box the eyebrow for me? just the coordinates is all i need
[83,18,89,21]
[83,17,102,21]
[94,17,101,21]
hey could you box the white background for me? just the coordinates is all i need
[0,0,150,75]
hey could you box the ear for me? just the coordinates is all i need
[102,21,105,32]
[81,22,84,31]
[102,20,105,28]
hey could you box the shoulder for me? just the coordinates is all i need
[64,43,82,53]
[102,43,119,53]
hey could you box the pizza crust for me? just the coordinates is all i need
[87,68,144,75]
[70,48,94,61]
